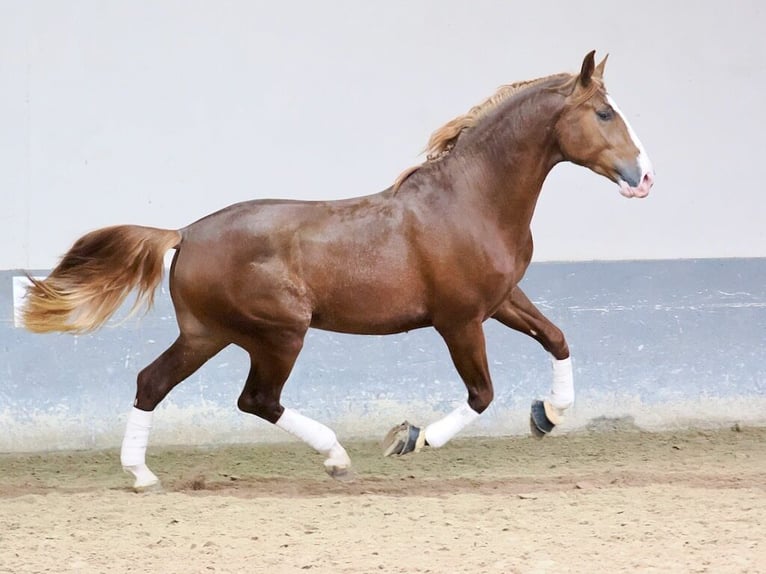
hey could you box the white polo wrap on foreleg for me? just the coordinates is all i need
[276,408,350,468]
[424,403,481,448]
[548,357,574,410]
[120,407,159,488]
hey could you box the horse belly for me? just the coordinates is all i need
[309,275,429,335]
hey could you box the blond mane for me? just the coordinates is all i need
[392,73,576,192]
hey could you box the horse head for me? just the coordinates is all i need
[555,51,654,198]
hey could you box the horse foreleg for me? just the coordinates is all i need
[237,334,353,481]
[383,320,489,455]
[122,334,224,491]
[492,287,574,436]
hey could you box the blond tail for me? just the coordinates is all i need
[21,225,181,334]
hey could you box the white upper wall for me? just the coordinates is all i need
[1,1,764,269]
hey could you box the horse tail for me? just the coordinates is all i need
[21,225,182,334]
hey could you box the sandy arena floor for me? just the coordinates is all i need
[1,425,764,573]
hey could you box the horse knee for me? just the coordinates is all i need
[468,387,494,414]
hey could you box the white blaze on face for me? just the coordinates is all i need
[607,94,655,198]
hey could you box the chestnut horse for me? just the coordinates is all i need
[22,51,653,490]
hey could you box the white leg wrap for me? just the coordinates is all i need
[120,407,159,489]
[424,403,480,449]
[276,408,350,469]
[549,356,574,410]
[121,407,153,466]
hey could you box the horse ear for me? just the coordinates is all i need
[594,53,609,79]
[578,50,597,88]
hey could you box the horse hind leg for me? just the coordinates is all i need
[121,334,225,491]
[236,331,353,481]
[383,319,490,456]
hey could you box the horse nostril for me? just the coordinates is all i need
[642,172,655,188]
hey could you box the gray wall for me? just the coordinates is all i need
[1,1,765,268]
[2,259,765,452]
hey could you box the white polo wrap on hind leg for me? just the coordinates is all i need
[120,407,159,488]
[548,357,574,410]
[424,403,480,448]
[276,408,350,469]
[121,407,153,466]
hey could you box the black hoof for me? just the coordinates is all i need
[530,399,555,438]
[382,421,423,456]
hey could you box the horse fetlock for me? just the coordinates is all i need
[422,403,481,448]
[324,442,351,467]
[548,395,573,411]
[123,463,161,492]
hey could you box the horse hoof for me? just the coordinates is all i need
[124,464,162,493]
[132,480,164,494]
[529,414,546,439]
[530,399,555,438]
[382,421,424,456]
[325,465,356,482]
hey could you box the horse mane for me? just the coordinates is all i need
[392,73,579,192]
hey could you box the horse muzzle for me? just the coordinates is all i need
[618,170,654,199]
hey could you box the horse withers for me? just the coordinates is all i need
[22,51,653,490]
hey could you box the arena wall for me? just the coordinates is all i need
[3,259,764,452]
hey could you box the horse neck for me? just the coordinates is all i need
[449,87,565,229]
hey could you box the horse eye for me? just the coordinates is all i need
[596,108,614,121]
